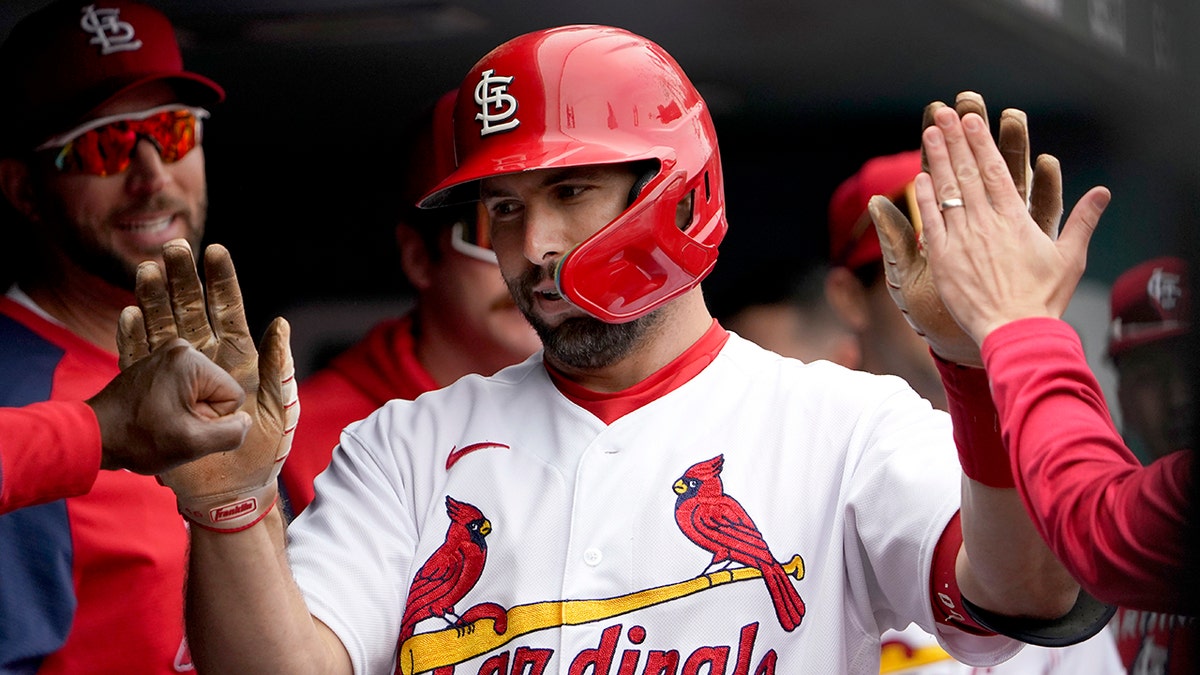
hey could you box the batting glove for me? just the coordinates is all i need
[870,91,1063,366]
[118,240,299,532]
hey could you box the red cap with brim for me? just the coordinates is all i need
[828,149,923,270]
[398,90,460,209]
[1107,256,1191,360]
[0,0,223,155]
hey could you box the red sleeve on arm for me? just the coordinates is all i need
[934,352,1015,488]
[983,317,1193,613]
[929,511,994,636]
[0,399,102,514]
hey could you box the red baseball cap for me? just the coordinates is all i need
[400,90,458,210]
[1107,256,1191,360]
[0,0,224,155]
[828,149,923,270]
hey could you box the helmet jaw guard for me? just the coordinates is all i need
[555,158,724,322]
[421,24,727,324]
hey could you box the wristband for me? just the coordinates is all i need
[177,482,278,533]
[933,351,1014,488]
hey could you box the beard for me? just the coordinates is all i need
[35,192,205,290]
[507,265,661,370]
[55,229,142,289]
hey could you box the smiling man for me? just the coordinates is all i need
[0,1,223,671]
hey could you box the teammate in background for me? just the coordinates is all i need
[0,1,225,670]
[1104,257,1196,673]
[0,339,250,516]
[130,28,1100,674]
[712,262,859,367]
[280,91,540,515]
[826,150,949,411]
[885,103,1195,670]
[1109,258,1194,464]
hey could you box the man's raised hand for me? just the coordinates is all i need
[118,239,299,532]
[870,91,1065,366]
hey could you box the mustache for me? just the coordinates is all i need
[516,264,551,290]
[116,195,189,218]
[509,264,554,304]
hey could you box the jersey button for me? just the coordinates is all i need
[584,548,603,566]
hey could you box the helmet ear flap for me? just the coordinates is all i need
[628,159,694,232]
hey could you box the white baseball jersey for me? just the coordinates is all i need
[287,332,1022,674]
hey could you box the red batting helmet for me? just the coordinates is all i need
[419,24,727,323]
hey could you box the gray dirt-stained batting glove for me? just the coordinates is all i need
[870,90,1063,366]
[118,239,298,532]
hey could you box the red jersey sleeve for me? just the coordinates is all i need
[982,317,1193,613]
[0,399,102,514]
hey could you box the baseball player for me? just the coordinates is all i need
[825,149,950,411]
[0,1,226,671]
[0,339,250,515]
[891,105,1195,671]
[127,26,1107,674]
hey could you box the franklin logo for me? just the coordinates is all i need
[474,69,520,136]
[211,497,257,523]
[80,4,143,55]
[1147,267,1183,311]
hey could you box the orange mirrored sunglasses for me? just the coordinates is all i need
[35,105,208,177]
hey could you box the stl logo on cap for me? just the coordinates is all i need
[80,4,143,55]
[473,69,519,136]
[1146,266,1183,312]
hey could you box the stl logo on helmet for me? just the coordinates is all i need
[80,4,143,55]
[474,69,520,136]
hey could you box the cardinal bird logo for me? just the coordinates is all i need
[673,454,806,631]
[398,496,492,643]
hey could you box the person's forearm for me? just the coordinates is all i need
[0,401,100,514]
[935,354,1079,618]
[984,317,1192,612]
[186,507,351,674]
[956,478,1079,618]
